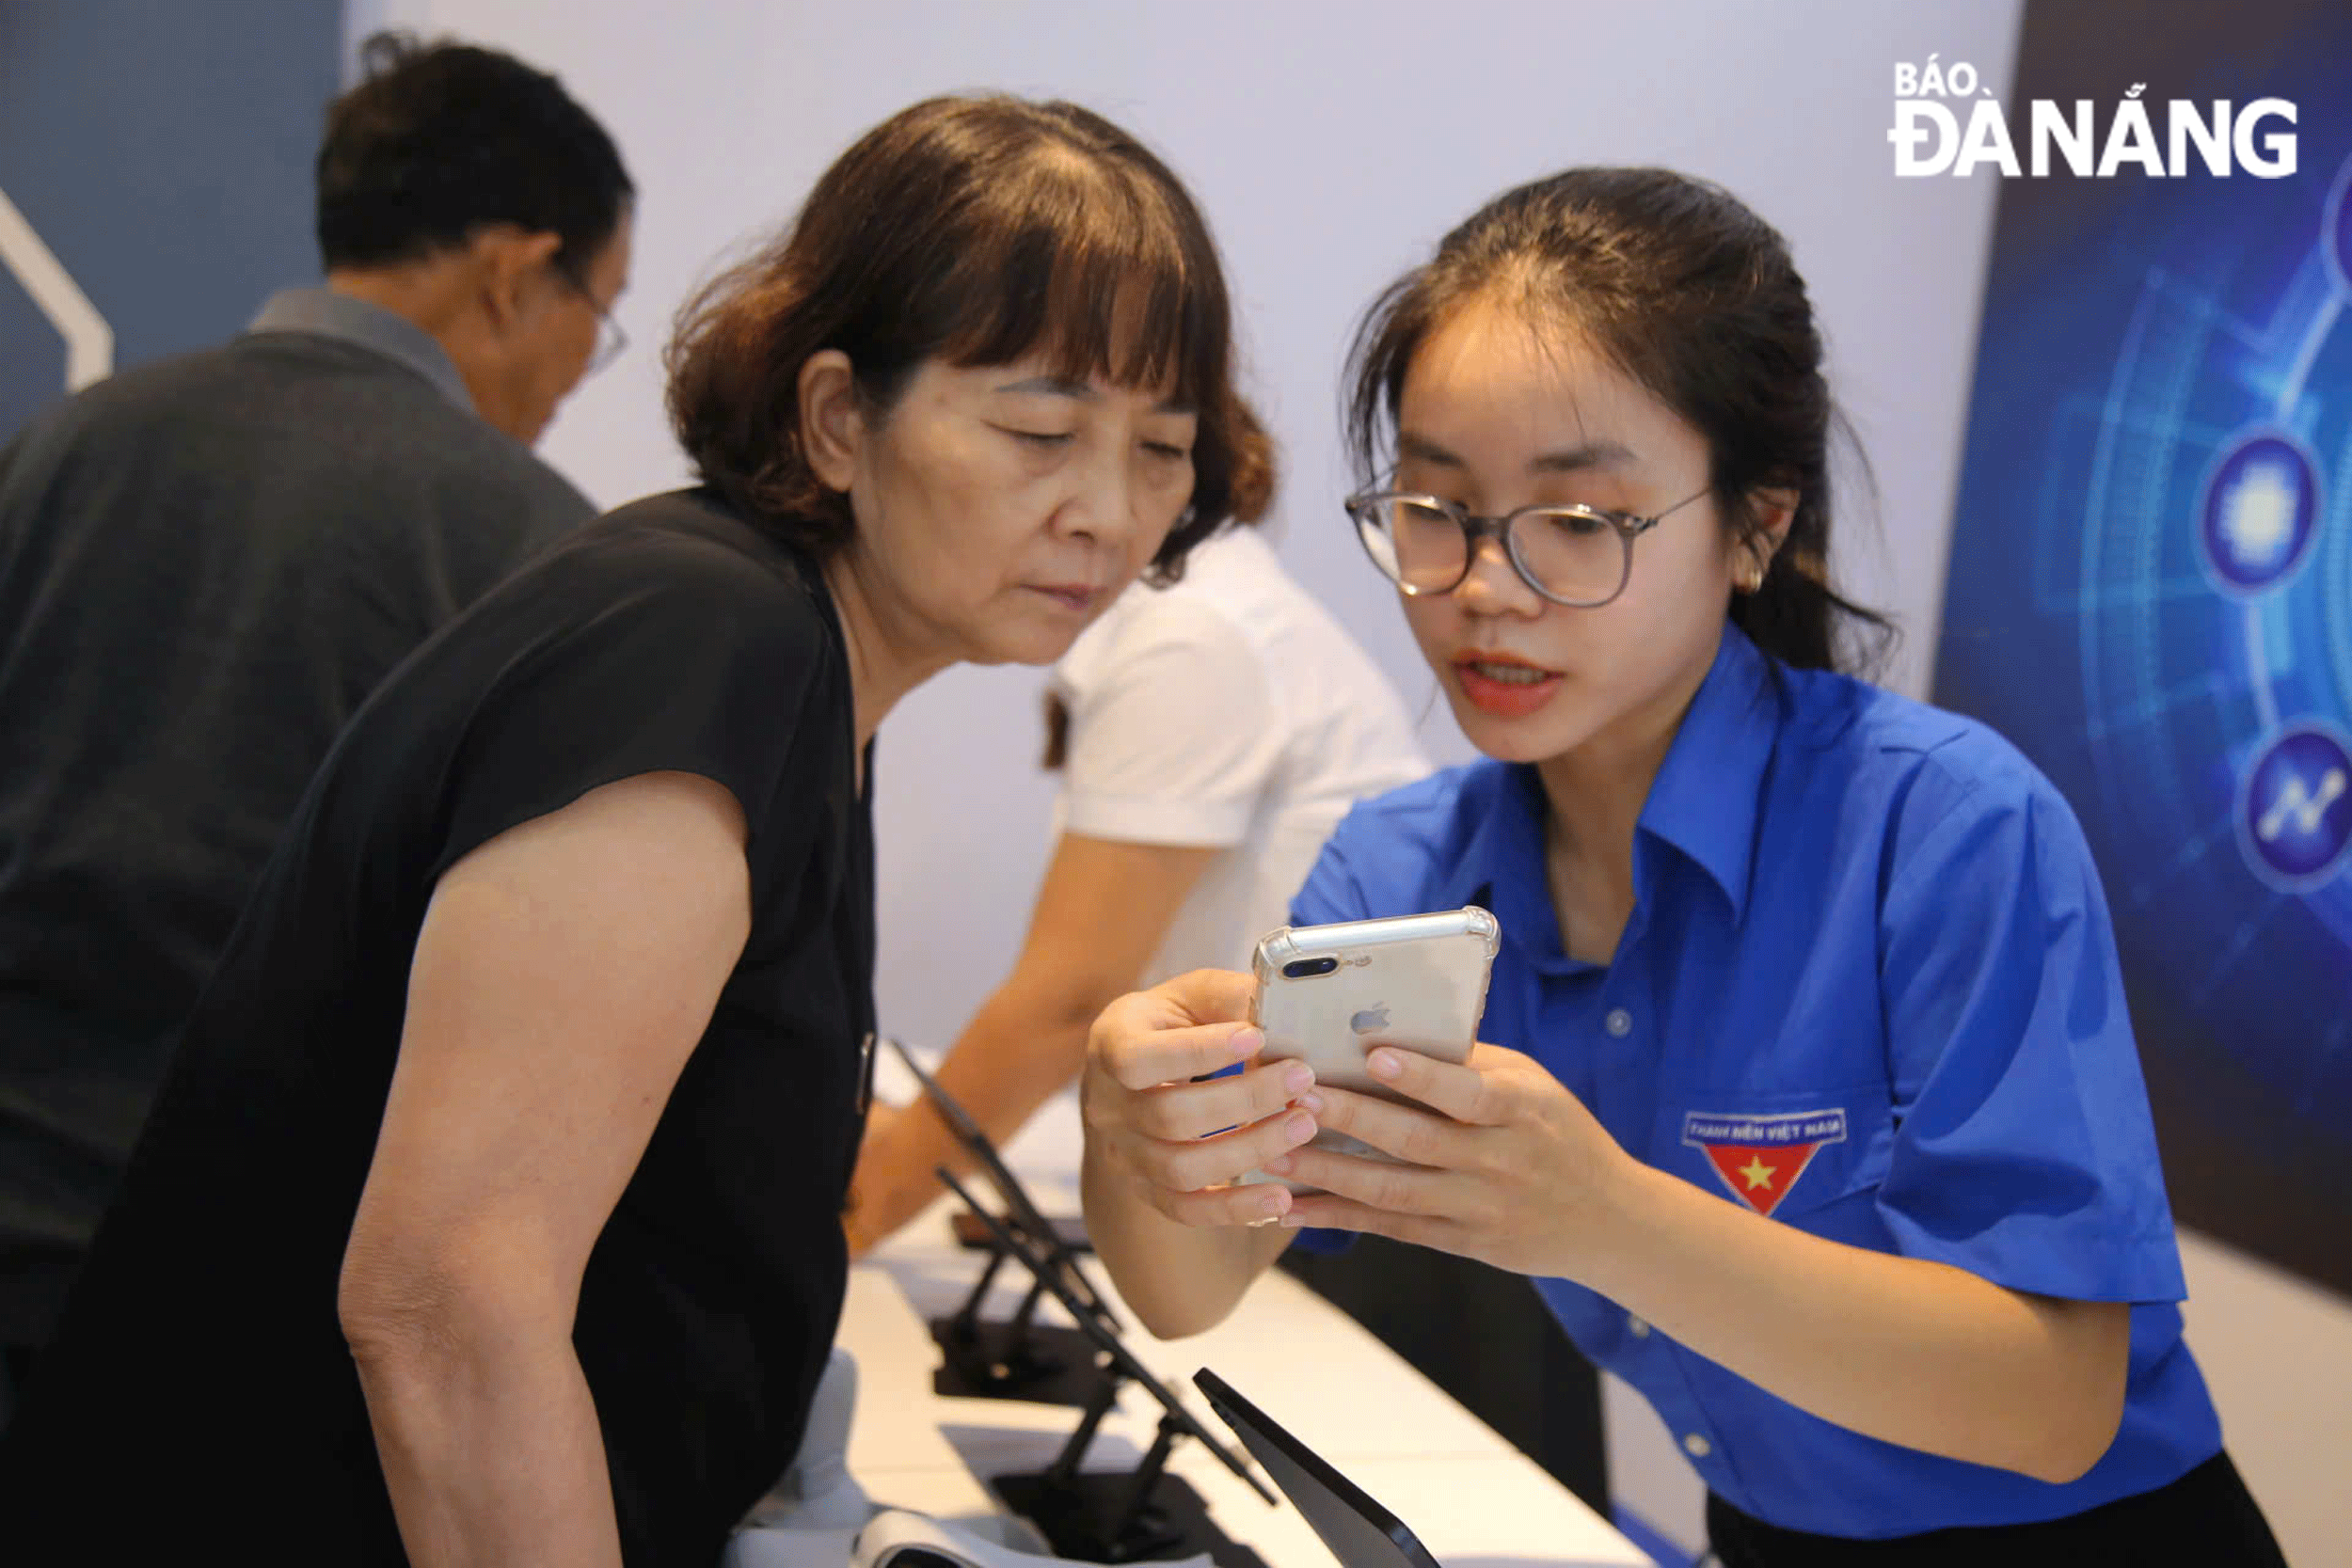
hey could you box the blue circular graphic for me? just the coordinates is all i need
[2238,724,2352,888]
[2327,149,2352,297]
[1940,109,2352,1123]
[2198,432,2321,594]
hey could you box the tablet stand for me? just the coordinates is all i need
[930,1170,1273,1568]
[929,1237,1117,1409]
[991,1392,1266,1568]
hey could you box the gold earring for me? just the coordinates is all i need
[1739,559,1766,594]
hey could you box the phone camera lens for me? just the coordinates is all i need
[1282,957,1341,978]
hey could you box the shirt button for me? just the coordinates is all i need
[1627,1314,1651,1338]
[1604,1007,1632,1037]
[1683,1433,1712,1459]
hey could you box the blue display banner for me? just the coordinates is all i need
[1935,2,2351,1295]
[0,1,342,440]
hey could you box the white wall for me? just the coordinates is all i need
[348,0,2006,1043]
[2175,1232,2352,1567]
[344,5,2348,1563]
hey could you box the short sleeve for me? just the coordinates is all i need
[426,559,830,889]
[1288,812,1379,928]
[1875,766,2186,1304]
[1059,599,1279,847]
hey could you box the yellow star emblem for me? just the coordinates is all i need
[1738,1155,1777,1191]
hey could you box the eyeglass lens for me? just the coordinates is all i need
[1357,498,1626,605]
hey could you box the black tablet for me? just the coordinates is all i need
[1192,1368,1444,1568]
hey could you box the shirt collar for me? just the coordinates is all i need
[1433,622,1781,947]
[246,288,474,413]
[1634,621,1780,920]
[1436,761,1568,965]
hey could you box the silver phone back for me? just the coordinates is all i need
[1248,907,1500,1094]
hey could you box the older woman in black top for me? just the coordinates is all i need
[0,94,1269,1566]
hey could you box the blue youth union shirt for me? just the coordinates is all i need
[1287,623,2220,1538]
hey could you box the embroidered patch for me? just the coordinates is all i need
[1680,1109,1849,1218]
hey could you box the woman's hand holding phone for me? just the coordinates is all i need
[1263,1038,1639,1280]
[1072,914,1633,1275]
[1243,909,1497,1191]
[1079,968,1326,1228]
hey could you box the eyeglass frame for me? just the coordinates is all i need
[554,256,628,374]
[1343,483,1714,610]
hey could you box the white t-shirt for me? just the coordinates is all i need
[1050,525,1431,983]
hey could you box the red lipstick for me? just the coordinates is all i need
[1453,651,1563,719]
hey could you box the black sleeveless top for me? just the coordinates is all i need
[0,490,875,1565]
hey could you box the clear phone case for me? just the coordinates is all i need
[1242,907,1500,1190]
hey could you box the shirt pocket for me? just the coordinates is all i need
[1650,1080,1897,1235]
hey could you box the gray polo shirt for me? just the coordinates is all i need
[0,288,595,1349]
[247,285,478,409]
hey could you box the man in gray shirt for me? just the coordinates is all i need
[0,33,632,1403]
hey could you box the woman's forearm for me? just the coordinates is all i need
[1584,1159,2130,1482]
[1080,1130,1288,1340]
[850,832,1220,1255]
[348,1308,623,1567]
[850,987,1098,1252]
[933,989,1098,1150]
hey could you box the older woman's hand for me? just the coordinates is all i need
[1079,968,1323,1228]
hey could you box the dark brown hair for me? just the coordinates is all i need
[668,94,1273,573]
[318,32,632,276]
[1345,167,1891,673]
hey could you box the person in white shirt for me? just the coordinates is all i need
[847,506,1429,1251]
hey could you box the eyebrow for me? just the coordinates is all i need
[994,373,1193,417]
[1395,431,1639,474]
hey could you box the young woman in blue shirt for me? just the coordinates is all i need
[1077,168,2286,1561]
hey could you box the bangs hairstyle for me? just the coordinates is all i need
[668,94,1273,572]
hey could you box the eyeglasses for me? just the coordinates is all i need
[1344,484,1711,610]
[555,261,628,374]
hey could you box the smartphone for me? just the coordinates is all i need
[1240,906,1500,1191]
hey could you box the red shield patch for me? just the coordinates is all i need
[1681,1109,1849,1218]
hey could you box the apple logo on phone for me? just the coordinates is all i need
[1349,1004,1391,1036]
